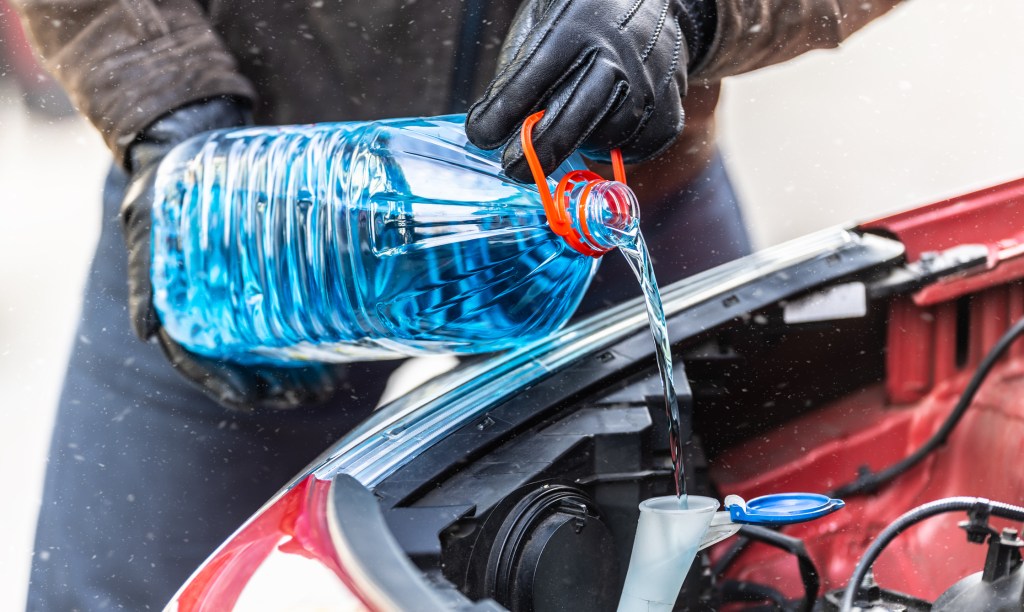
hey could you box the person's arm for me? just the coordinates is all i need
[693,0,904,82]
[9,0,255,165]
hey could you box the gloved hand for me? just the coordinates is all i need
[466,0,714,182]
[120,97,342,411]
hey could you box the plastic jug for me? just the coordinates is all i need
[151,115,639,364]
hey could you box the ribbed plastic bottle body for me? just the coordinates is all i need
[151,115,598,364]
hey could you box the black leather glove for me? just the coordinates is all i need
[466,0,715,182]
[121,97,343,411]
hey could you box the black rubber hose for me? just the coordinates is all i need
[832,316,1024,498]
[737,525,819,612]
[712,534,750,577]
[839,497,1024,611]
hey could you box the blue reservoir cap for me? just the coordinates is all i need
[725,493,845,526]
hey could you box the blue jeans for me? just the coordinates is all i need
[27,154,749,610]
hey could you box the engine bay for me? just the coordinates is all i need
[362,180,1024,611]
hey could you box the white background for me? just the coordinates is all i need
[2,1,1023,609]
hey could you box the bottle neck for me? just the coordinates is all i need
[564,179,640,254]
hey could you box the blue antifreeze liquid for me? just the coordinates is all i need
[151,115,623,364]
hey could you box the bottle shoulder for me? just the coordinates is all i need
[158,114,587,184]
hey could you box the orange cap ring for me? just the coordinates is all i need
[519,111,627,258]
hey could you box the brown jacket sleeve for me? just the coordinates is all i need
[9,0,255,163]
[693,0,905,82]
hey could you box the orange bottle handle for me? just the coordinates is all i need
[519,111,627,257]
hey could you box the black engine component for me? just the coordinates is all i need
[463,484,619,612]
[932,527,1024,611]
[423,366,721,611]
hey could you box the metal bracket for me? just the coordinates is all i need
[958,501,997,544]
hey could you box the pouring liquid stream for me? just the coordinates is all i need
[515,112,685,503]
[619,232,687,503]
